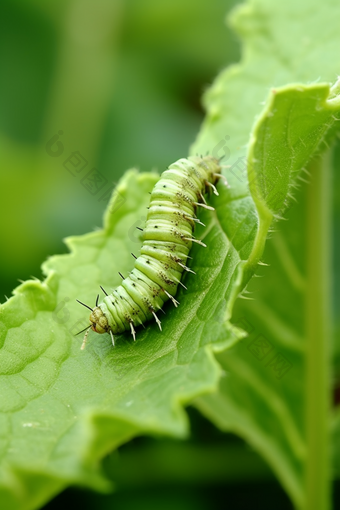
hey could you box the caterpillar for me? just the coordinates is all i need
[77,155,227,348]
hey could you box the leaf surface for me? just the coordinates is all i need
[0,162,253,509]
[1,0,340,508]
[192,1,340,508]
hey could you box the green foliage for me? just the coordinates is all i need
[191,1,340,508]
[194,84,340,510]
[1,0,340,509]
[0,165,247,510]
[1,86,339,510]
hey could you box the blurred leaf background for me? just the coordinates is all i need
[0,0,339,509]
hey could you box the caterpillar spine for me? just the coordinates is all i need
[79,155,225,348]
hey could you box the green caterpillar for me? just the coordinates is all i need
[78,155,226,348]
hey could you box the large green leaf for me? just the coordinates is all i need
[1,84,339,510]
[0,160,255,510]
[1,1,340,510]
[192,1,340,509]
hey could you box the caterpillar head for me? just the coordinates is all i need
[79,306,111,351]
[89,306,109,334]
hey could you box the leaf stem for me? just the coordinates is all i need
[242,206,273,287]
[305,151,332,510]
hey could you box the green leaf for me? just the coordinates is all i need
[0,160,256,509]
[194,83,340,510]
[1,1,340,509]
[191,0,340,508]
[2,85,339,509]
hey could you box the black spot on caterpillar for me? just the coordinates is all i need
[78,155,227,348]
